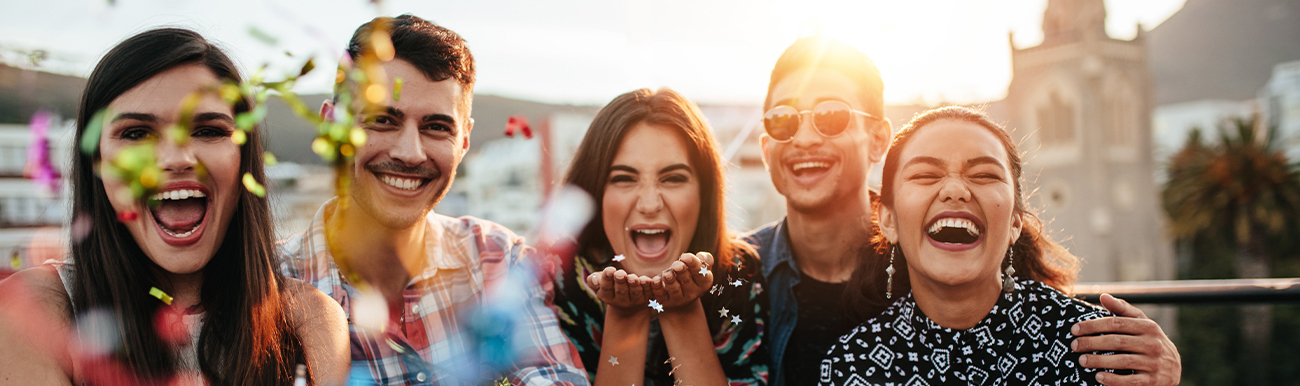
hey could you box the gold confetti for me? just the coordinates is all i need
[243,173,266,197]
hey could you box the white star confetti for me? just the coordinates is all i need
[730,279,743,287]
[649,299,664,313]
[613,254,625,262]
[699,266,709,275]
[718,307,729,318]
[608,356,619,366]
[731,315,742,324]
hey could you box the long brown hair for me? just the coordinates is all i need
[563,88,752,269]
[844,106,1079,323]
[70,28,307,384]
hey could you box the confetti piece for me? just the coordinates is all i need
[370,29,395,61]
[117,210,138,222]
[153,307,189,344]
[9,253,19,269]
[730,279,742,287]
[352,287,389,332]
[392,77,404,101]
[505,115,532,138]
[698,266,709,275]
[365,84,386,103]
[231,130,247,145]
[293,364,307,386]
[139,166,159,188]
[612,254,625,262]
[263,152,278,166]
[81,109,111,155]
[248,26,279,46]
[71,213,91,243]
[350,128,367,146]
[242,173,266,197]
[24,110,61,193]
[731,315,742,324]
[74,308,121,356]
[648,299,663,313]
[298,58,315,77]
[718,307,729,318]
[149,287,173,305]
[608,356,619,366]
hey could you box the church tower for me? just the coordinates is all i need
[1004,0,1174,284]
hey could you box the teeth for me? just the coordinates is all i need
[633,229,666,235]
[150,189,206,201]
[792,162,831,172]
[161,226,196,238]
[380,175,424,191]
[927,217,980,236]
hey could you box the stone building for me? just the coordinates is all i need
[1000,0,1175,284]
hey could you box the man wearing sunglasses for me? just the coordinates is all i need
[744,37,1181,386]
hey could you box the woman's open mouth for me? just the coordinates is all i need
[148,187,209,245]
[925,212,983,251]
[629,227,672,262]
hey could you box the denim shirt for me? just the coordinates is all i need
[741,219,799,386]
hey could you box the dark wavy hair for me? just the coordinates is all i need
[843,106,1080,324]
[71,28,307,384]
[563,88,753,270]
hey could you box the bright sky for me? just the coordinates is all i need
[0,0,1185,106]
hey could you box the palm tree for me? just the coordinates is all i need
[1163,115,1300,384]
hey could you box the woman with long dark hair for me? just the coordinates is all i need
[821,106,1115,385]
[0,28,348,385]
[553,88,767,385]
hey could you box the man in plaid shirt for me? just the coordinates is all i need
[278,15,587,385]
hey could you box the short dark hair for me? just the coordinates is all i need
[764,37,885,118]
[343,14,475,117]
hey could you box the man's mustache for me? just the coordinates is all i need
[364,161,440,179]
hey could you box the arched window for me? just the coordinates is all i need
[1104,80,1139,147]
[1036,90,1077,147]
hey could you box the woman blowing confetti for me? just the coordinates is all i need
[553,88,768,386]
[0,28,348,385]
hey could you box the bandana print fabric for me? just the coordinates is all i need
[551,248,770,386]
[818,279,1117,386]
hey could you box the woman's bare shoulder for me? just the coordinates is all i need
[0,266,74,385]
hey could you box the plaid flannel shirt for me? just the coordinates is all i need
[278,199,588,385]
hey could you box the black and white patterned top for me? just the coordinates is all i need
[818,279,1114,386]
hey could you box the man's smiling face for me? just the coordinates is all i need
[341,59,471,229]
[762,68,887,213]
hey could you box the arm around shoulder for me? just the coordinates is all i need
[284,279,349,386]
[0,266,74,385]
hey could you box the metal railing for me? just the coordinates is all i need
[1074,278,1300,304]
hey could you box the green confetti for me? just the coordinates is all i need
[243,173,266,197]
[81,109,111,155]
[263,152,278,166]
[10,253,20,269]
[149,287,173,305]
[248,26,278,46]
[392,77,404,101]
[235,105,268,131]
[299,58,316,77]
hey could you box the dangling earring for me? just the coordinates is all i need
[1001,246,1016,293]
[885,244,896,299]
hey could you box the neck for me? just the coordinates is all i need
[784,187,872,283]
[324,197,428,302]
[909,270,1002,330]
[163,270,204,312]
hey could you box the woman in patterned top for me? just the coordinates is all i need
[820,106,1116,386]
[553,88,768,386]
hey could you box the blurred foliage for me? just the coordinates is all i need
[1163,116,1300,385]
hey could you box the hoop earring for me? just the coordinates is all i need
[885,244,896,299]
[1001,246,1016,294]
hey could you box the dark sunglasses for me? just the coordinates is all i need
[762,100,880,142]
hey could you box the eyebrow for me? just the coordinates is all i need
[610,165,637,174]
[902,156,946,169]
[193,112,234,123]
[964,156,1005,170]
[660,164,692,174]
[422,113,457,127]
[111,113,158,123]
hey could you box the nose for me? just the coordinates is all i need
[388,123,426,166]
[634,184,664,216]
[155,136,197,174]
[939,175,972,203]
[789,112,824,149]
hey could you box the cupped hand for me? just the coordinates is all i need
[586,266,655,310]
[648,252,714,311]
